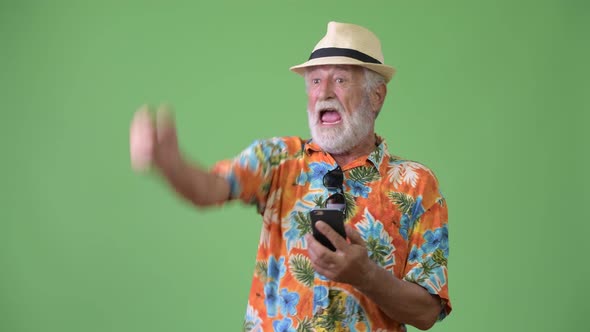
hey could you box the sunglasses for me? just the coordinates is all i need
[323,166,346,212]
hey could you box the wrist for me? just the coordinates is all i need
[355,259,380,293]
[155,150,183,174]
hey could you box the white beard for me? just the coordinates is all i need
[308,97,374,155]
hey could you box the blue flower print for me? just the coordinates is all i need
[313,285,329,314]
[273,317,296,332]
[430,260,447,286]
[420,277,438,295]
[399,197,425,241]
[399,214,412,240]
[309,162,332,179]
[315,271,329,281]
[284,205,312,251]
[296,162,334,189]
[284,222,301,251]
[279,288,300,316]
[225,172,242,199]
[268,256,286,282]
[238,141,267,171]
[295,171,309,185]
[408,245,424,264]
[410,196,424,219]
[264,282,279,317]
[343,295,360,327]
[411,256,447,295]
[238,139,286,173]
[356,209,385,240]
[404,266,424,283]
[440,224,449,256]
[422,228,443,254]
[355,208,395,268]
[346,179,371,198]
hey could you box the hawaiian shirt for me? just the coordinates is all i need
[212,135,451,332]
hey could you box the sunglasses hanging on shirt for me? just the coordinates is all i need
[323,166,346,212]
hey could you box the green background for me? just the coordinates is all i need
[1,1,588,331]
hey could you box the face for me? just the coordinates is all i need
[305,65,375,154]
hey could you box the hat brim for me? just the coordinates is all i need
[290,56,396,83]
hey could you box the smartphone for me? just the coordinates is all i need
[309,208,346,251]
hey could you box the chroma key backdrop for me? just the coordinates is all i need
[1,1,588,331]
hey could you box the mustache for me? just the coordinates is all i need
[314,100,344,113]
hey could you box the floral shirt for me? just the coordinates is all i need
[212,136,451,332]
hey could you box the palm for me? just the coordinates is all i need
[129,105,180,171]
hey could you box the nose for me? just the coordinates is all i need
[317,79,335,100]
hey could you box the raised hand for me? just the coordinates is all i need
[129,105,155,172]
[129,104,180,172]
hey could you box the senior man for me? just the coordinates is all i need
[130,21,451,331]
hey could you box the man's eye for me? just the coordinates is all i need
[312,79,320,84]
[336,78,345,84]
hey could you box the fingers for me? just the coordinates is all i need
[315,221,349,252]
[345,224,365,246]
[305,233,337,273]
[129,105,156,172]
[306,233,332,261]
[305,233,326,260]
[130,103,180,172]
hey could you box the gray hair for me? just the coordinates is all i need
[362,68,386,118]
[362,68,386,94]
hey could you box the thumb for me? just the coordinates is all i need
[129,104,156,172]
[345,224,365,246]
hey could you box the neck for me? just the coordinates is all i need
[330,133,377,167]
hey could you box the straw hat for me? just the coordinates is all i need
[290,21,396,83]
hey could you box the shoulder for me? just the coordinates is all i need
[228,137,307,174]
[243,136,307,157]
[386,156,438,180]
[385,157,444,207]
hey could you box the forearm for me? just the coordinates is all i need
[156,155,230,207]
[356,262,441,330]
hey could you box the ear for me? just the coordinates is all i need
[370,83,387,114]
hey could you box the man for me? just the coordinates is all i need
[130,22,451,331]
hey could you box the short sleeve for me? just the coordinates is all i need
[402,177,452,320]
[210,138,287,212]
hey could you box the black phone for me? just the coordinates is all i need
[309,208,346,251]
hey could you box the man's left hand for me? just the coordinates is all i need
[305,221,376,288]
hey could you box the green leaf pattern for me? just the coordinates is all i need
[289,254,315,288]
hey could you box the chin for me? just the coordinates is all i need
[310,126,355,155]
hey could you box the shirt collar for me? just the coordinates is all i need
[304,134,392,170]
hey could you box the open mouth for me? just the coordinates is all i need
[320,109,342,124]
